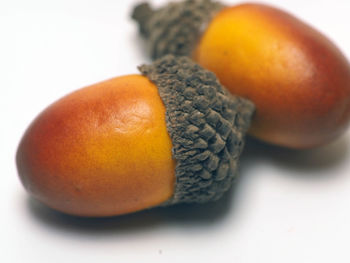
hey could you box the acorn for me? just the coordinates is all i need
[16,55,254,217]
[132,0,350,149]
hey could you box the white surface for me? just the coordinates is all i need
[1,0,350,262]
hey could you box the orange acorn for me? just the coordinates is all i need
[16,55,254,217]
[132,0,350,149]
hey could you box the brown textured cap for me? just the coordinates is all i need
[139,55,255,204]
[132,0,224,59]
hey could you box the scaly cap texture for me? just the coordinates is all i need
[139,55,255,204]
[132,0,224,59]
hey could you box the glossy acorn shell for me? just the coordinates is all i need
[193,3,350,149]
[16,75,175,217]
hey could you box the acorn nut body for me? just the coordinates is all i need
[133,0,350,149]
[16,56,254,217]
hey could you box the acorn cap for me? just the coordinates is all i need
[140,55,254,205]
[132,0,224,59]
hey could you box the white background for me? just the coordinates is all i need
[1,0,350,262]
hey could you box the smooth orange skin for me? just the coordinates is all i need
[16,75,175,217]
[194,3,350,149]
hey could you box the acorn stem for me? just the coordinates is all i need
[131,2,154,38]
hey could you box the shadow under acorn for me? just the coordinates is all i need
[241,134,350,177]
[26,133,349,235]
[26,179,238,236]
